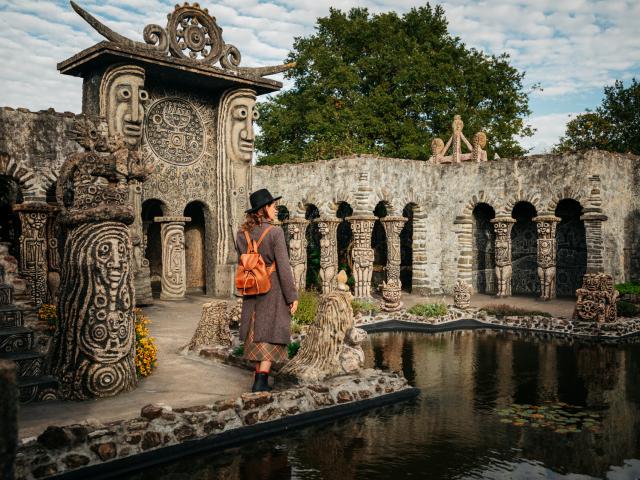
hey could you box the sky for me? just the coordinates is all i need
[0,0,638,154]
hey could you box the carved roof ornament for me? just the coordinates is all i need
[70,1,293,77]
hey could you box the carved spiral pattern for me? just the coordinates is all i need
[167,5,223,63]
[143,23,169,52]
[220,44,241,68]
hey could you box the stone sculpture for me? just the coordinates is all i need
[155,217,190,300]
[429,115,488,164]
[186,301,233,350]
[453,280,472,310]
[46,207,61,303]
[491,217,516,297]
[349,217,375,299]
[52,113,149,400]
[283,218,308,292]
[13,205,49,306]
[575,273,619,323]
[380,278,403,312]
[316,218,340,293]
[534,215,560,301]
[382,216,406,285]
[279,271,367,383]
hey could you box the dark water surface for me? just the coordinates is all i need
[125,330,640,480]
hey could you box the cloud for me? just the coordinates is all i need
[520,112,578,154]
[0,0,638,153]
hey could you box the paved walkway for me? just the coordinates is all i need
[18,295,249,439]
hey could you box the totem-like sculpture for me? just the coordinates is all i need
[155,217,190,300]
[350,217,375,299]
[472,132,488,162]
[380,216,406,311]
[451,115,465,163]
[279,271,367,384]
[215,88,258,294]
[430,138,445,164]
[491,217,515,298]
[13,205,49,306]
[575,273,619,323]
[283,218,309,292]
[52,64,150,399]
[534,216,560,300]
[316,218,340,293]
[429,115,488,164]
[454,280,472,310]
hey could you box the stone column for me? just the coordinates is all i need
[534,215,560,300]
[491,217,516,298]
[0,360,17,480]
[155,216,191,301]
[316,217,340,293]
[454,214,473,287]
[411,207,436,295]
[582,174,607,274]
[381,216,406,284]
[13,202,50,306]
[130,181,153,305]
[348,215,376,300]
[283,217,309,293]
[45,206,61,304]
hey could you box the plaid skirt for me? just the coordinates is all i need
[243,313,288,363]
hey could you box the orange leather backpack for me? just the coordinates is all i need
[235,226,277,296]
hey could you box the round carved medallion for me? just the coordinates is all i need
[145,98,205,166]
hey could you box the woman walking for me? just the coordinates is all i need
[236,189,299,392]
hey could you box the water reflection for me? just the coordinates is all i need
[123,330,640,480]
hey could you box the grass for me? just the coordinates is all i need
[615,282,640,295]
[351,299,381,315]
[292,291,319,325]
[288,341,301,359]
[480,304,552,318]
[407,302,447,318]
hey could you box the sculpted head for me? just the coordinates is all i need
[221,88,258,163]
[94,233,129,288]
[431,138,444,156]
[452,115,464,133]
[100,65,148,147]
[473,132,487,148]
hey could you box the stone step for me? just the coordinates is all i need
[18,375,58,403]
[0,283,14,305]
[0,305,25,328]
[0,327,33,352]
[0,351,46,377]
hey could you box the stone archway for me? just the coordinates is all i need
[305,203,321,291]
[372,201,389,291]
[511,201,539,295]
[472,202,496,294]
[183,201,207,294]
[555,199,587,297]
[0,175,22,261]
[336,202,354,291]
[142,199,166,298]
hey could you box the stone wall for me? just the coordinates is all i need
[1,359,17,480]
[254,151,640,294]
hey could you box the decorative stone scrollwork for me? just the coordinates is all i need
[13,204,50,306]
[155,216,190,300]
[491,217,516,297]
[316,218,340,293]
[283,217,309,293]
[534,215,560,301]
[454,280,472,310]
[575,273,619,323]
[349,216,376,299]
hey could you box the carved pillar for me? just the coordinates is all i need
[45,206,61,304]
[491,217,516,298]
[283,217,309,293]
[381,216,406,284]
[13,202,50,306]
[316,217,340,293]
[454,214,473,287]
[534,215,560,300]
[349,215,375,299]
[155,216,190,301]
[582,174,607,274]
[130,181,153,305]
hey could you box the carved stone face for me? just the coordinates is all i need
[452,115,464,133]
[473,132,487,148]
[431,138,444,156]
[224,90,259,163]
[536,221,551,237]
[95,236,128,287]
[101,65,148,147]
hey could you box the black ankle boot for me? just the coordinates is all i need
[252,372,272,392]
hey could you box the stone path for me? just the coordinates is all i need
[18,295,249,439]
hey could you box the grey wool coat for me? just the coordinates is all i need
[236,221,298,345]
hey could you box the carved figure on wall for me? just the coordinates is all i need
[429,115,488,164]
[284,219,308,292]
[317,218,339,293]
[454,280,472,309]
[575,273,619,323]
[156,218,190,300]
[350,217,375,299]
[472,132,488,162]
[279,271,367,383]
[491,217,515,297]
[429,138,445,164]
[534,216,560,301]
[14,206,49,306]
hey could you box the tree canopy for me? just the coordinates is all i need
[554,79,640,155]
[255,5,533,165]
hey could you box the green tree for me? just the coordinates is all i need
[555,79,640,154]
[255,5,534,165]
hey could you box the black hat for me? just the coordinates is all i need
[245,188,282,213]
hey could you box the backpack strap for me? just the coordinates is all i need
[243,230,255,254]
[255,225,273,250]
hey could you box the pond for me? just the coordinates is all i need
[125,330,640,479]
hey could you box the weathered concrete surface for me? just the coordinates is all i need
[0,359,18,480]
[18,295,249,438]
[255,151,640,294]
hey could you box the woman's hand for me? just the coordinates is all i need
[290,300,299,315]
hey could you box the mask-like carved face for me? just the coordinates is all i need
[95,236,128,286]
[431,138,444,155]
[101,66,148,147]
[225,92,258,163]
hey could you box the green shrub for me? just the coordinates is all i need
[288,341,301,359]
[615,282,640,295]
[232,345,244,357]
[407,302,447,318]
[292,290,319,325]
[480,304,552,318]
[351,299,380,315]
[617,300,639,317]
[290,318,302,334]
